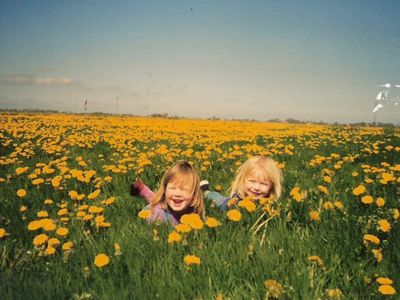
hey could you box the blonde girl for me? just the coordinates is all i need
[202,156,283,209]
[131,161,204,225]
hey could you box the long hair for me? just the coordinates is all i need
[150,161,204,216]
[230,156,283,200]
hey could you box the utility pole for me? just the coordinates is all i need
[116,96,119,115]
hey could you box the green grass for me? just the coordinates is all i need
[0,115,399,299]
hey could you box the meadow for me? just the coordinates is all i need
[0,112,399,299]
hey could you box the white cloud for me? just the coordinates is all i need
[0,74,81,87]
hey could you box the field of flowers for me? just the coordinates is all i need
[0,112,399,299]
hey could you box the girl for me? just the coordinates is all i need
[131,161,204,225]
[202,156,283,210]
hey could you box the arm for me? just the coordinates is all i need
[140,185,155,203]
[204,191,230,210]
[131,179,155,203]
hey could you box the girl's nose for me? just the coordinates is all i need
[174,188,183,197]
[253,184,261,191]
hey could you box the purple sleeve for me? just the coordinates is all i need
[140,185,155,203]
[147,206,180,226]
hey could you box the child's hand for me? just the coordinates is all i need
[130,178,144,196]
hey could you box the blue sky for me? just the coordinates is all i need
[1,1,399,123]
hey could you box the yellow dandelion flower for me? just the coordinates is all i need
[28,220,42,231]
[310,211,320,221]
[264,279,282,299]
[78,205,89,211]
[41,219,57,231]
[205,217,221,228]
[372,248,383,263]
[180,213,204,230]
[87,189,101,200]
[32,178,45,185]
[361,195,374,204]
[184,255,201,265]
[94,253,110,268]
[168,231,182,244]
[352,172,359,177]
[393,209,399,220]
[48,238,60,246]
[378,285,396,295]
[364,178,373,184]
[16,167,29,175]
[56,227,69,236]
[376,197,385,207]
[57,208,68,216]
[114,243,122,256]
[76,211,86,218]
[0,228,7,238]
[45,246,56,256]
[88,206,103,214]
[308,255,324,266]
[83,214,94,221]
[28,173,38,180]
[352,185,366,196]
[17,189,27,198]
[333,164,341,170]
[37,211,48,218]
[138,210,151,219]
[68,190,79,200]
[95,215,105,224]
[376,277,393,285]
[363,234,380,245]
[323,202,334,210]
[378,219,391,232]
[238,199,257,212]
[51,177,61,188]
[62,241,74,251]
[323,176,332,183]
[20,205,28,212]
[44,199,54,205]
[103,197,115,205]
[227,209,242,222]
[290,187,303,202]
[175,223,192,233]
[33,233,49,246]
[380,172,396,183]
[97,222,111,228]
[334,201,344,209]
[227,197,238,207]
[326,288,343,298]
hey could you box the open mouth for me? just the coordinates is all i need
[250,191,262,197]
[172,199,184,205]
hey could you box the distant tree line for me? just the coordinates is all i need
[0,108,397,127]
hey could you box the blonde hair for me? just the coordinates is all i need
[151,161,204,216]
[230,156,283,200]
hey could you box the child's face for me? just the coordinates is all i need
[165,180,194,212]
[243,170,272,198]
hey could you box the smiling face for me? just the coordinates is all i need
[243,169,272,198]
[165,178,194,212]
